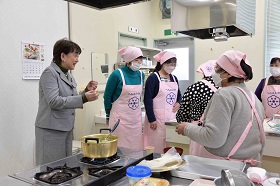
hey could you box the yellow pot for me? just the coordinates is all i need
[81,134,118,158]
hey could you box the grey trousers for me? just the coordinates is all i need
[35,127,73,165]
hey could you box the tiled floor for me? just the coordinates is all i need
[167,142,280,173]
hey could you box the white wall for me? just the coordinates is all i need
[0,0,68,176]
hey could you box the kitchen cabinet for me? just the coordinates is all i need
[263,119,280,158]
[263,135,280,158]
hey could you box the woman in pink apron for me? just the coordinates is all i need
[255,57,280,118]
[176,60,218,156]
[104,46,144,151]
[176,50,265,166]
[143,51,182,154]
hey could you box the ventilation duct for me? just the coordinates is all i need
[171,0,256,41]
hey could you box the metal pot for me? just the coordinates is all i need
[220,169,254,186]
[81,129,118,158]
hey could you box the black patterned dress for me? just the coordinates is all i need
[176,77,218,124]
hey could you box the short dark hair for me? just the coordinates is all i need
[52,38,82,65]
[270,57,280,65]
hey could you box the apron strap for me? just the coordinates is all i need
[200,79,218,93]
[140,70,143,86]
[227,87,264,159]
[154,72,176,83]
[118,69,143,86]
[154,72,161,82]
[171,74,176,83]
[118,69,126,86]
[235,87,264,143]
[264,76,269,87]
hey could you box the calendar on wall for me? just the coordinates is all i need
[21,41,45,79]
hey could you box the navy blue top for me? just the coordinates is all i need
[255,76,280,102]
[255,78,265,102]
[144,71,182,123]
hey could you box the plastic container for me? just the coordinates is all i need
[126,165,152,186]
[135,177,170,186]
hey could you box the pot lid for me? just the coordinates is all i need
[126,165,152,178]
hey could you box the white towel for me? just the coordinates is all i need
[138,147,182,169]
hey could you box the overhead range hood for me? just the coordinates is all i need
[65,0,149,10]
[171,0,256,41]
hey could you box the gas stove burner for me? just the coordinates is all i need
[88,166,122,177]
[34,163,83,184]
[80,153,120,166]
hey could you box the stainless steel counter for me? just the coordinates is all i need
[9,147,153,186]
[111,171,193,186]
[0,176,31,186]
[110,169,280,186]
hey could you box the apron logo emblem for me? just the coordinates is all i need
[206,66,213,72]
[267,95,280,108]
[128,96,139,110]
[166,92,176,105]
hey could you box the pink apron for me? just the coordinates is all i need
[189,79,218,156]
[143,72,178,154]
[193,87,264,165]
[261,77,280,118]
[109,69,143,151]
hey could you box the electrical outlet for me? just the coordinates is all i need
[128,26,139,33]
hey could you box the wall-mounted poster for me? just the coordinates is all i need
[22,41,45,79]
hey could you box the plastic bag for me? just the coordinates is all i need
[138,147,182,169]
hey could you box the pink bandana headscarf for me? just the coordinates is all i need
[196,60,216,77]
[216,50,251,79]
[118,46,143,63]
[153,51,176,64]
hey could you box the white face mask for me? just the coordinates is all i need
[212,71,226,87]
[130,62,141,71]
[270,67,280,77]
[164,66,175,74]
